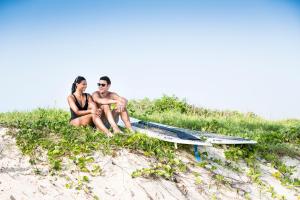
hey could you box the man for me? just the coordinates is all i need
[92,76,133,133]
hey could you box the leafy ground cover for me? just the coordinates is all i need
[0,95,299,199]
[128,96,300,188]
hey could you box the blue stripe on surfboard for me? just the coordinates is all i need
[133,121,202,141]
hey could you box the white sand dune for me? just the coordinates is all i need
[0,128,299,200]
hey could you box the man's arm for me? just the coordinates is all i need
[109,92,128,112]
[110,92,127,105]
[92,92,118,105]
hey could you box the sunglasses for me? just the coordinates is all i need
[97,83,107,87]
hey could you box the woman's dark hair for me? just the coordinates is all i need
[71,76,86,94]
[99,76,111,85]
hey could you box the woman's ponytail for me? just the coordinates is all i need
[71,82,77,94]
[71,76,86,94]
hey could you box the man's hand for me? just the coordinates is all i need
[121,98,128,106]
[116,101,125,112]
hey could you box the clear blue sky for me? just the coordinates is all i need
[0,0,299,120]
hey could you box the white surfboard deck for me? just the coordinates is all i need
[118,118,257,145]
[145,120,257,145]
[118,118,211,146]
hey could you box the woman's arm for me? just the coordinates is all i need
[67,95,93,116]
[87,95,102,116]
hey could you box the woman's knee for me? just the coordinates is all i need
[70,119,80,127]
[71,114,93,126]
[86,113,95,121]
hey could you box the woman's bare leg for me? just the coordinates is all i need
[70,114,93,126]
[70,114,112,136]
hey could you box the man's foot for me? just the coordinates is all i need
[105,131,114,137]
[112,126,123,134]
[113,129,124,134]
[124,128,135,134]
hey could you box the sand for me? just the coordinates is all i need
[0,127,299,200]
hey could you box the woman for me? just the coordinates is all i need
[67,76,113,137]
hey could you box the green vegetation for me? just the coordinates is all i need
[0,95,299,198]
[0,107,184,193]
[128,95,300,191]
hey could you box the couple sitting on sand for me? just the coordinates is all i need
[67,76,133,137]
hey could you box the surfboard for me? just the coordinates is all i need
[118,118,257,145]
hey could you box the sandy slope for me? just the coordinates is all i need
[0,127,299,200]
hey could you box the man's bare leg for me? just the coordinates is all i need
[101,105,122,133]
[89,103,113,137]
[119,108,133,131]
[92,115,113,137]
[111,109,120,123]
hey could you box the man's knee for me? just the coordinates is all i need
[101,104,110,110]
